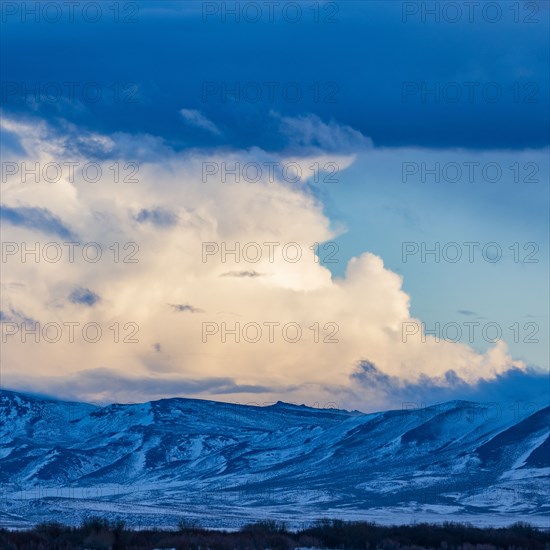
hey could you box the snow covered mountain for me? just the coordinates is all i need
[0,389,548,529]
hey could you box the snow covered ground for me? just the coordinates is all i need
[1,390,548,529]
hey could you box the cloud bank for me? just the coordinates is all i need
[0,114,539,410]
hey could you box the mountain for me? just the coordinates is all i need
[0,389,548,529]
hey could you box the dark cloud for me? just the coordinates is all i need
[1,205,77,240]
[3,2,546,150]
[0,306,36,325]
[136,208,178,227]
[169,303,203,313]
[9,368,273,404]
[351,360,549,412]
[220,271,266,278]
[69,287,100,306]
[457,310,478,317]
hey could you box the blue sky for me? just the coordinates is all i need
[0,0,548,410]
[1,1,549,149]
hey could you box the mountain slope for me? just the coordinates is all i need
[0,390,548,529]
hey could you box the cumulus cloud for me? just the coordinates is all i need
[0,114,533,410]
[180,108,221,136]
[350,361,549,413]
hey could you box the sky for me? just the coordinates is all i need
[0,0,549,412]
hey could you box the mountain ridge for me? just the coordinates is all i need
[0,389,548,530]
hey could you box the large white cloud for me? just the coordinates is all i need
[0,114,526,409]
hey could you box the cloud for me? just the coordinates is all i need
[220,271,267,278]
[71,133,116,158]
[169,304,203,313]
[0,116,172,163]
[0,114,538,411]
[350,360,549,412]
[0,306,36,327]
[8,368,272,404]
[457,310,478,317]
[136,208,178,227]
[0,305,36,325]
[275,112,373,153]
[180,109,221,136]
[69,287,100,307]
[1,205,76,240]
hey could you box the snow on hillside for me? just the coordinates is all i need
[0,390,548,529]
